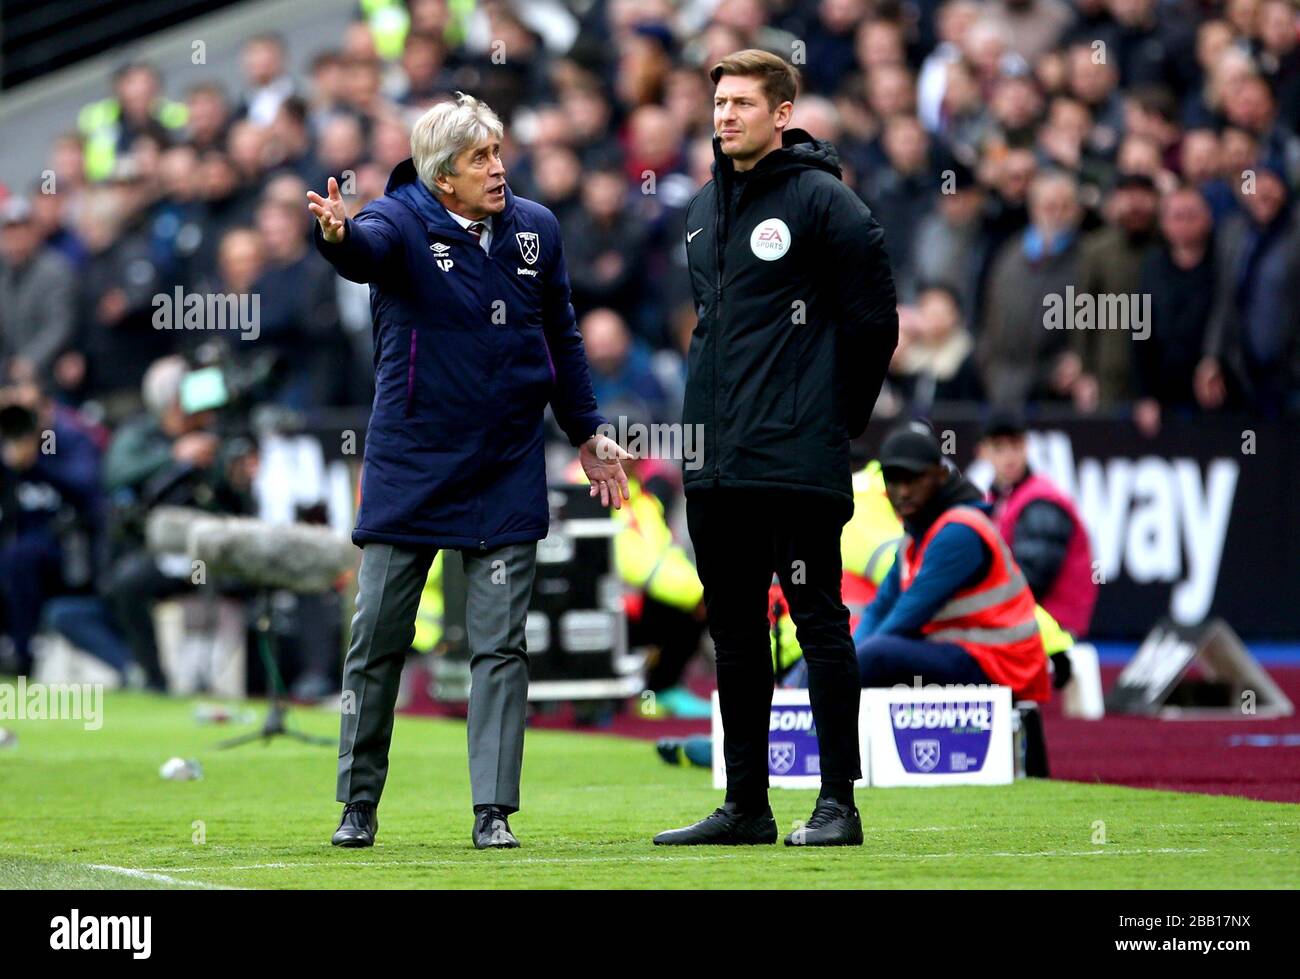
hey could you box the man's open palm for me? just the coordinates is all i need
[307,176,348,243]
[580,434,632,510]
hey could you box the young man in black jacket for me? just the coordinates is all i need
[653,50,898,847]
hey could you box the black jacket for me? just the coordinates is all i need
[991,471,1076,600]
[681,129,898,510]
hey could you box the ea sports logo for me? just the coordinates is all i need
[749,218,791,261]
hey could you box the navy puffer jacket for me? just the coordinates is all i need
[315,159,605,550]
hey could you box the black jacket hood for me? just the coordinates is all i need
[711,128,842,186]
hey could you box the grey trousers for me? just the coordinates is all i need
[336,540,537,812]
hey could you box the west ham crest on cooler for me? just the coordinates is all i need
[911,739,941,772]
[516,231,539,266]
[768,742,797,775]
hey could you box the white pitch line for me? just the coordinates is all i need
[87,864,241,889]
[138,853,749,873]
[136,844,1282,876]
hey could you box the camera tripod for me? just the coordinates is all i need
[219,590,334,749]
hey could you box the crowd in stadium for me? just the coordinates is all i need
[1,0,1298,686]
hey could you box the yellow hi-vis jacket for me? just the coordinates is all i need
[842,462,907,585]
[613,476,703,612]
[359,0,411,60]
[412,551,444,654]
[561,463,703,613]
[77,97,187,183]
[771,462,1074,673]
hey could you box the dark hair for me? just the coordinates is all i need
[245,32,286,51]
[185,81,227,102]
[709,49,799,110]
[311,51,344,73]
[278,96,309,126]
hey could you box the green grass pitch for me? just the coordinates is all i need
[1,692,1297,889]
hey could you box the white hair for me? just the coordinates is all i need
[142,355,188,417]
[410,92,504,191]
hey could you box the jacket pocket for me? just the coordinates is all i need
[404,327,417,417]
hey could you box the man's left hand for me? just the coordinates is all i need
[579,433,632,510]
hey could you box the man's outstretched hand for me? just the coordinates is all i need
[307,176,348,243]
[580,433,632,510]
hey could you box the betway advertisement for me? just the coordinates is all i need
[866,414,1298,639]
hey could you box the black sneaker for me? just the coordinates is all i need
[473,806,520,849]
[784,798,863,846]
[656,738,685,765]
[653,802,778,845]
[331,801,378,847]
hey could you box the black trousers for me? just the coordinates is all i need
[686,488,861,801]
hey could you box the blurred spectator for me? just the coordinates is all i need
[1066,40,1124,157]
[1202,165,1300,417]
[911,161,990,320]
[238,33,296,126]
[800,0,872,96]
[0,198,77,387]
[985,0,1074,65]
[1135,185,1217,434]
[76,180,171,418]
[860,114,940,298]
[30,179,88,271]
[560,84,620,168]
[1255,0,1300,127]
[562,165,647,329]
[1068,172,1162,410]
[580,308,671,426]
[980,146,1037,274]
[988,72,1048,151]
[1094,0,1198,93]
[919,1,982,133]
[307,51,349,130]
[317,112,368,183]
[977,169,1082,408]
[1181,126,1239,220]
[887,284,984,414]
[77,62,187,183]
[396,32,456,105]
[249,198,347,408]
[0,382,103,676]
[1221,73,1300,185]
[982,410,1098,639]
[184,82,232,154]
[267,96,327,191]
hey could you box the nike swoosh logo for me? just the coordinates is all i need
[686,228,703,243]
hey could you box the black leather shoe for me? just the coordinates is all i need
[332,801,378,847]
[473,806,520,849]
[784,798,863,846]
[653,802,778,845]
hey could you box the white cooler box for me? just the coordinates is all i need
[863,685,1014,786]
[712,685,1016,789]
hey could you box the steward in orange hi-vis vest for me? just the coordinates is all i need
[898,504,1049,703]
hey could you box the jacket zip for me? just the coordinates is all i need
[479,221,495,550]
[712,179,725,482]
[404,327,417,416]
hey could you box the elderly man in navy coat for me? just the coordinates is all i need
[309,93,629,850]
